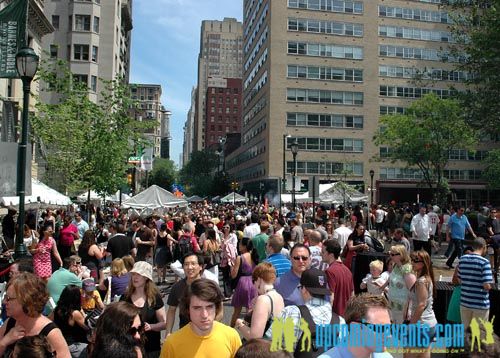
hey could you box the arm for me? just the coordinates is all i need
[165,305,177,334]
[90,245,104,260]
[467,224,477,238]
[72,310,89,330]
[0,319,25,356]
[145,307,166,332]
[404,272,417,290]
[236,295,270,340]
[452,267,461,286]
[46,328,71,358]
[231,256,241,279]
[409,279,429,324]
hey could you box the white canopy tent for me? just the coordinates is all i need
[281,182,367,204]
[122,185,188,209]
[220,192,247,203]
[0,179,72,207]
[76,190,113,203]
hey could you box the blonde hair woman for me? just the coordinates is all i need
[99,258,130,300]
[380,245,416,324]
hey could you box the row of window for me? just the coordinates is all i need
[286,161,364,176]
[288,18,363,37]
[380,106,406,115]
[379,86,455,99]
[379,45,461,63]
[209,87,239,94]
[244,3,268,54]
[227,141,266,170]
[287,112,363,129]
[234,163,266,182]
[287,65,363,82]
[209,106,238,114]
[209,96,239,105]
[244,27,268,71]
[379,26,454,43]
[244,48,267,90]
[288,42,363,59]
[244,0,264,37]
[243,96,266,128]
[287,137,363,152]
[73,74,98,93]
[244,71,268,107]
[380,168,483,181]
[379,65,469,82]
[380,148,488,161]
[243,119,267,144]
[378,6,452,24]
[72,44,99,62]
[209,115,239,124]
[287,0,364,14]
[287,88,364,106]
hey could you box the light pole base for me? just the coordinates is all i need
[14,243,28,259]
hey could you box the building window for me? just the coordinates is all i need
[75,15,91,31]
[74,45,89,61]
[73,74,88,86]
[287,112,363,129]
[93,16,100,33]
[91,75,97,92]
[287,65,363,82]
[92,46,98,62]
[49,45,58,59]
[51,15,59,30]
[287,88,363,106]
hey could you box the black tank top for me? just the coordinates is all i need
[3,318,57,357]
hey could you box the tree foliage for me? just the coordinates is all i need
[179,150,228,196]
[482,149,500,189]
[141,158,177,190]
[32,58,151,196]
[445,0,500,133]
[373,93,477,204]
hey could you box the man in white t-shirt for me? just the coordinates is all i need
[411,205,432,256]
[333,218,352,250]
[374,205,387,238]
[427,205,440,254]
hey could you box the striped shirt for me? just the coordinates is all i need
[458,253,493,309]
[265,253,291,278]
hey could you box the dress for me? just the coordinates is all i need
[155,232,170,267]
[33,237,55,279]
[231,255,257,308]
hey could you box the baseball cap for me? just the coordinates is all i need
[300,268,330,296]
[82,278,96,292]
[130,261,153,282]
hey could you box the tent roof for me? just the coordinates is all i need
[1,179,72,207]
[122,185,187,209]
[187,195,204,203]
[220,192,247,203]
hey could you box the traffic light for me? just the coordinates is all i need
[127,173,133,185]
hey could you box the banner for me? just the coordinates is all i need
[140,147,153,171]
[1,100,18,142]
[0,141,31,196]
[0,0,28,78]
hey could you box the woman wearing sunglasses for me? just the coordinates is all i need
[405,250,437,357]
[380,245,416,324]
[91,301,145,358]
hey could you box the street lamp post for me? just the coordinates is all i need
[282,134,291,210]
[290,139,299,212]
[15,47,39,258]
[369,170,375,205]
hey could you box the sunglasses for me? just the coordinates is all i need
[390,253,400,257]
[411,258,423,263]
[129,324,145,336]
[292,255,310,262]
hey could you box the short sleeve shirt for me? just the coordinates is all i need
[167,279,190,328]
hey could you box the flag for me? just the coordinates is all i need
[0,0,28,78]
[140,146,153,171]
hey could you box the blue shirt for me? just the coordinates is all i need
[458,253,493,309]
[275,270,304,306]
[264,253,291,278]
[448,213,470,240]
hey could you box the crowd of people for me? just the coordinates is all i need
[0,200,498,357]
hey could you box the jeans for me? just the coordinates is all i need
[444,239,454,257]
[446,239,464,267]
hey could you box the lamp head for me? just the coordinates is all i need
[369,169,375,178]
[16,47,39,79]
[290,139,299,155]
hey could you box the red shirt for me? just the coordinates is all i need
[325,260,354,316]
[59,223,78,246]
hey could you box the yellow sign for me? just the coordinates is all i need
[270,317,312,353]
[470,316,495,352]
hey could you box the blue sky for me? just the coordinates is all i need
[130,0,243,167]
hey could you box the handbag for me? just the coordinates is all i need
[205,241,222,269]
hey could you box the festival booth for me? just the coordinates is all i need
[122,185,188,214]
[186,195,204,203]
[0,179,72,208]
[318,182,368,204]
[220,192,247,204]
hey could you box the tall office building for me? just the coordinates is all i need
[130,84,165,159]
[183,86,197,166]
[194,17,243,151]
[226,0,498,205]
[41,0,133,104]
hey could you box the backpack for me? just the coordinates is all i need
[294,305,338,357]
[368,235,385,253]
[205,240,222,269]
[177,234,194,260]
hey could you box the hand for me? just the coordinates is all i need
[2,325,25,346]
[235,319,244,329]
[144,322,151,332]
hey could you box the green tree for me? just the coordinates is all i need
[179,150,223,196]
[141,158,177,190]
[445,0,500,133]
[32,58,150,196]
[482,149,500,189]
[373,93,477,205]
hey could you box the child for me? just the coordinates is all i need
[81,278,104,313]
[360,259,389,295]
